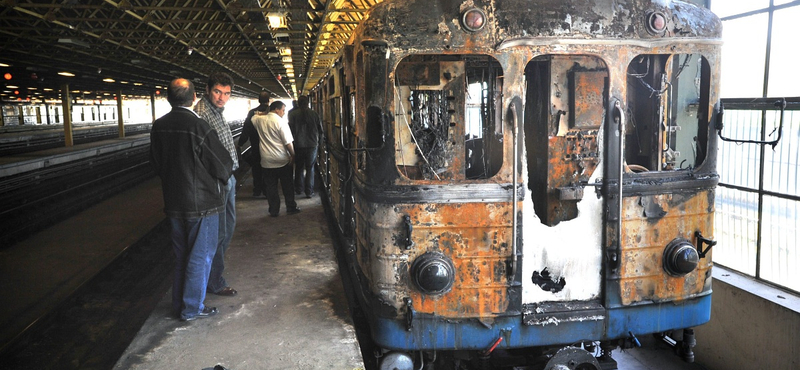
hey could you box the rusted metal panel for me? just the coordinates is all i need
[355,198,513,318]
[618,191,714,305]
[571,71,606,129]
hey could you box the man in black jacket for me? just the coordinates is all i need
[238,91,270,197]
[150,78,233,321]
[288,95,322,198]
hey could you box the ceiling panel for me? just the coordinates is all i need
[0,0,382,102]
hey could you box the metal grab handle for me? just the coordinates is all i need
[695,231,716,258]
[402,215,414,250]
[716,98,786,149]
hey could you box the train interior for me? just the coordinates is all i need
[393,55,504,181]
[625,54,712,173]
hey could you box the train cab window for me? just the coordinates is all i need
[393,55,503,181]
[524,55,608,226]
[625,54,711,172]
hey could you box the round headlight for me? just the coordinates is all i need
[410,252,455,295]
[645,11,667,35]
[663,238,699,276]
[462,8,487,32]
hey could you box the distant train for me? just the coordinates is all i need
[312,0,721,369]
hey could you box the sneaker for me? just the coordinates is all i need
[181,306,218,321]
[287,207,302,215]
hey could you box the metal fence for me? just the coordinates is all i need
[714,97,800,293]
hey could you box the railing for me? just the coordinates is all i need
[714,97,800,294]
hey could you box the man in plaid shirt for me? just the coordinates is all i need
[195,72,239,297]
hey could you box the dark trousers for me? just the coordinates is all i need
[246,154,265,193]
[294,147,317,196]
[263,163,297,216]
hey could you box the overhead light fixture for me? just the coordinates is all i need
[58,71,76,77]
[281,56,292,63]
[279,47,291,56]
[0,63,10,67]
[267,12,288,29]
[103,78,115,83]
[58,38,91,48]
[187,47,193,55]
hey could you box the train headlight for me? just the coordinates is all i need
[410,252,455,295]
[663,238,699,276]
[461,8,487,32]
[645,11,667,35]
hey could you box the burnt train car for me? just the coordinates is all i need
[312,0,721,369]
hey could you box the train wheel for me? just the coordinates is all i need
[543,347,601,370]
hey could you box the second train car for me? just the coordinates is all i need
[313,0,721,369]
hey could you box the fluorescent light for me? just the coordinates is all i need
[58,71,76,77]
[267,12,287,29]
[58,38,90,48]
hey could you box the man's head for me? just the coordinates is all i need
[258,91,271,105]
[167,78,196,108]
[205,72,234,109]
[269,101,286,117]
[297,95,309,108]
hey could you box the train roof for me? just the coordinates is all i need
[355,0,721,51]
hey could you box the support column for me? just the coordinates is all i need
[61,84,73,147]
[150,92,156,122]
[117,90,125,138]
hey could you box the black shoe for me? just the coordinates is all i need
[269,213,279,217]
[213,287,237,296]
[253,190,261,197]
[287,207,301,215]
[181,306,218,321]
[305,192,314,198]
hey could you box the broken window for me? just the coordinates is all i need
[524,55,608,226]
[394,55,503,180]
[625,54,711,172]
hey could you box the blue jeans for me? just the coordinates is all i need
[294,147,317,196]
[170,214,219,320]
[208,175,236,293]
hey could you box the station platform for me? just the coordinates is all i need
[113,177,364,370]
[0,147,705,369]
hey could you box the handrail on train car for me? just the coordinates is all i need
[715,97,789,149]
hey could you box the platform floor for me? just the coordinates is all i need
[112,176,364,370]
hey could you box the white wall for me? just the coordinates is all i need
[694,267,800,370]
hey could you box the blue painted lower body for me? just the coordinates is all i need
[369,294,711,351]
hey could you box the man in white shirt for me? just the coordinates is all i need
[252,101,301,217]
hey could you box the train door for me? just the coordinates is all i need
[520,55,609,315]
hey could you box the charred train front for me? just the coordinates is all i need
[315,0,721,369]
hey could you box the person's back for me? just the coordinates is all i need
[287,105,321,149]
[287,95,321,197]
[151,105,232,218]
